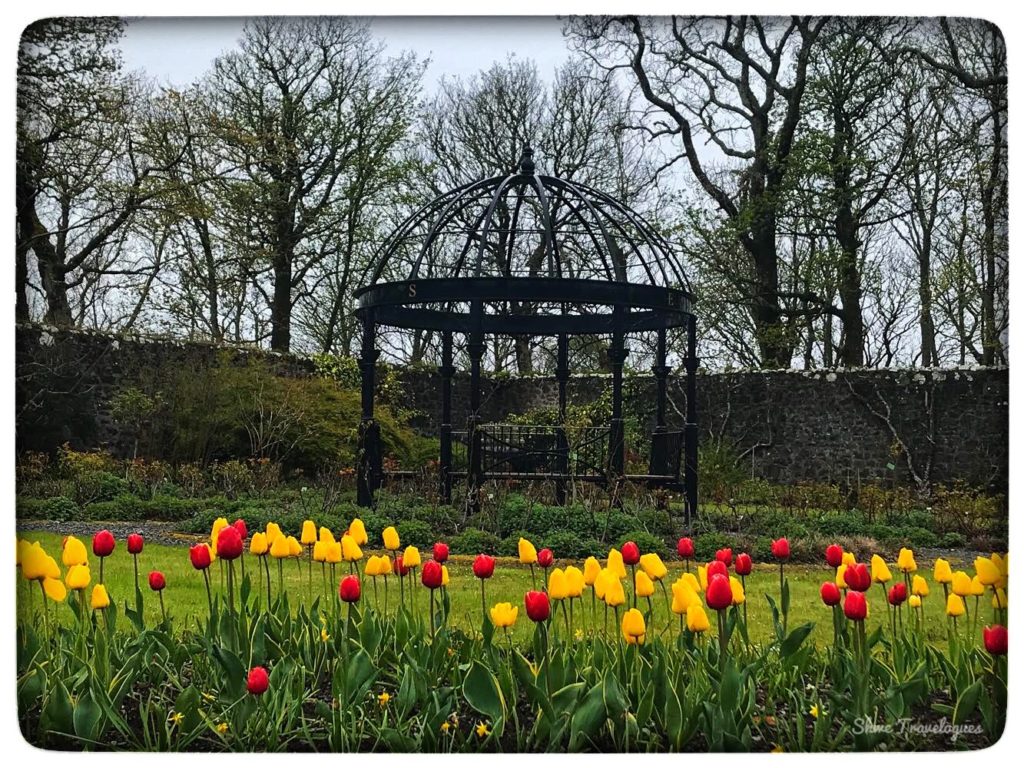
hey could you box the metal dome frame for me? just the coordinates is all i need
[354,146,698,523]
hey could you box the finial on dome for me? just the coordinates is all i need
[518,144,535,175]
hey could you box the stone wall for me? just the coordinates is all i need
[15,324,1008,492]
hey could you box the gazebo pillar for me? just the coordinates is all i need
[555,333,570,505]
[684,315,699,527]
[438,331,454,504]
[652,327,670,433]
[608,307,627,506]
[357,310,381,508]
[466,301,485,516]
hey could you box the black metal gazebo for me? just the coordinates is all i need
[354,146,699,523]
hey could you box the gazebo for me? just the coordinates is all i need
[353,146,699,524]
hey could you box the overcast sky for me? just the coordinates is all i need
[119,16,573,89]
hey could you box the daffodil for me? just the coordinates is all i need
[475,722,490,738]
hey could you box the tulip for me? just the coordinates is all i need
[842,551,857,567]
[621,607,646,644]
[20,542,52,582]
[250,532,269,556]
[210,518,229,553]
[908,595,921,609]
[365,555,381,577]
[697,564,708,592]
[951,571,972,597]
[975,556,1000,587]
[189,543,212,570]
[681,571,701,594]
[946,594,966,618]
[91,583,110,610]
[313,540,328,563]
[349,518,368,546]
[403,546,421,568]
[984,625,1008,656]
[969,575,985,597]
[217,526,244,560]
[933,558,953,584]
[564,566,584,598]
[301,520,317,546]
[607,548,627,579]
[603,578,626,608]
[286,536,302,557]
[61,536,88,568]
[265,522,283,545]
[836,564,849,590]
[687,603,710,633]
[715,548,733,567]
[621,541,640,566]
[844,591,867,621]
[382,526,400,552]
[394,554,409,576]
[594,568,613,600]
[729,576,745,606]
[92,530,115,582]
[677,537,695,568]
[820,582,841,606]
[845,563,871,592]
[518,537,538,565]
[707,560,728,581]
[770,538,790,561]
[326,542,342,565]
[232,519,247,540]
[548,568,568,600]
[490,602,518,629]
[525,590,551,622]
[639,553,668,581]
[912,575,929,597]
[43,577,66,602]
[433,542,449,563]
[339,575,361,603]
[126,533,144,555]
[270,535,291,559]
[441,565,449,587]
[870,555,891,584]
[422,560,443,590]
[888,582,907,606]
[66,564,90,591]
[672,580,699,615]
[341,534,362,562]
[319,527,335,545]
[825,544,844,569]
[149,571,166,591]
[635,571,655,598]
[735,553,752,576]
[583,556,601,585]
[992,588,1007,610]
[897,548,917,573]
[473,554,495,579]
[247,666,269,696]
[537,548,554,569]
[705,574,733,611]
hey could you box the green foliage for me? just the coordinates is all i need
[616,530,667,558]
[39,495,80,521]
[448,528,502,556]
[395,520,434,550]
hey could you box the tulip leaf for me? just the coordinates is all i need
[779,622,814,659]
[344,648,377,706]
[719,662,741,711]
[40,679,73,739]
[211,645,245,698]
[174,685,203,733]
[602,673,627,719]
[953,680,983,725]
[72,688,103,742]
[463,660,505,722]
[569,682,606,749]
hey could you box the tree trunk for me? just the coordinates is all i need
[270,248,293,352]
[748,217,792,368]
[917,227,935,368]
[514,338,533,373]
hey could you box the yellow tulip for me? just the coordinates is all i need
[210,517,229,553]
[66,564,91,590]
[61,536,88,567]
[583,556,601,586]
[43,577,67,602]
[382,526,400,551]
[341,535,362,562]
[21,542,51,581]
[326,542,342,564]
[402,546,421,568]
[489,602,518,629]
[442,565,450,586]
[594,568,614,600]
[933,558,953,584]
[548,568,568,600]
[270,534,291,559]
[974,556,1000,587]
[287,536,302,557]
[835,564,849,590]
[951,571,972,597]
[686,603,710,633]
[313,540,328,563]
[681,572,701,594]
[91,584,110,610]
[946,594,965,618]
[16,538,31,567]
[908,595,921,609]
[518,538,537,565]
[319,527,336,545]
[897,548,917,573]
[671,580,699,615]
[871,555,892,584]
[349,519,368,546]
[265,522,283,545]
[604,578,626,608]
[564,566,584,598]
[730,576,745,605]
[250,531,268,556]
[301,520,317,546]
[639,553,668,581]
[911,575,929,597]
[635,571,655,598]
[378,554,393,576]
[969,576,985,597]
[842,551,857,567]
[607,548,627,579]
[992,588,1007,609]
[621,608,646,644]
[364,555,380,576]
[697,564,708,592]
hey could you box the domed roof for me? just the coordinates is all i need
[355,146,693,335]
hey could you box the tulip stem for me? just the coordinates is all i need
[263,555,272,608]
[158,590,167,627]
[480,580,486,626]
[132,553,139,596]
[429,589,436,637]
[202,569,213,619]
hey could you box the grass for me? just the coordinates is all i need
[16,530,991,648]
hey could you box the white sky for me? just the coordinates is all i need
[119,16,573,89]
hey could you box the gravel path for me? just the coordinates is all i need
[17,519,202,548]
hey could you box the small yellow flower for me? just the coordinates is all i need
[201,692,215,702]
[216,722,229,735]
[574,628,584,641]
[440,721,451,734]
[378,691,390,707]
[809,705,819,719]
[771,744,784,753]
[169,711,184,727]
[475,722,490,738]
[321,628,330,642]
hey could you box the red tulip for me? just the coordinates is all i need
[233,519,248,539]
[706,560,728,580]
[538,548,554,568]
[825,544,844,569]
[715,548,733,567]
[246,666,269,696]
[621,542,640,566]
[189,543,212,570]
[524,590,551,622]
[888,582,907,606]
[705,574,733,611]
[421,560,443,589]
[395,554,410,576]
[843,591,867,621]
[433,542,449,563]
[984,625,1008,656]
[677,537,694,559]
[735,553,752,576]
[472,554,495,579]
[820,582,841,606]
[127,533,144,555]
[845,563,871,592]
[216,525,243,560]
[339,575,361,603]
[770,538,790,561]
[93,530,115,557]
[148,571,166,591]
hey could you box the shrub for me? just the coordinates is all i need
[448,528,502,556]
[82,500,121,520]
[540,530,604,560]
[73,470,130,505]
[617,530,667,559]
[692,532,737,562]
[40,495,80,521]
[395,520,434,550]
[940,531,967,549]
[15,497,47,519]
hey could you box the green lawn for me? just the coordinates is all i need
[17,531,987,648]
